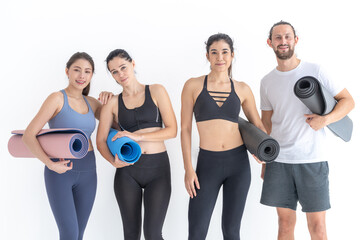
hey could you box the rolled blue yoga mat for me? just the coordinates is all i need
[106,128,142,163]
[294,76,353,142]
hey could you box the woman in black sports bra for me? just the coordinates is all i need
[181,33,266,240]
[96,49,177,240]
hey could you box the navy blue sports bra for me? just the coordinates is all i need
[193,76,240,123]
[118,85,163,132]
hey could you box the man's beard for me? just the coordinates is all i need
[274,44,295,60]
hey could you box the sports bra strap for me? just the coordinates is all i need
[204,76,208,89]
[145,85,150,96]
[204,75,234,92]
[60,90,69,105]
[61,89,92,113]
[83,95,92,109]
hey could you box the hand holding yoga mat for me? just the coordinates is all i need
[294,76,353,142]
[106,128,142,163]
[238,117,280,163]
[8,128,89,159]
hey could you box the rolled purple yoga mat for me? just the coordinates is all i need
[8,128,89,159]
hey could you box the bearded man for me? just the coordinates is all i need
[259,21,355,240]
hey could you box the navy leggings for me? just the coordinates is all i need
[45,151,97,240]
[188,145,251,240]
[114,151,171,240]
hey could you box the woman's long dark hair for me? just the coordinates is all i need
[66,52,95,96]
[205,33,234,78]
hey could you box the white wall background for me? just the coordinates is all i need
[1,0,359,239]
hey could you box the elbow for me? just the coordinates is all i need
[172,125,178,139]
[163,124,177,139]
[22,131,32,147]
[168,126,177,139]
[350,98,355,111]
[180,126,191,139]
[341,97,356,114]
[96,138,106,153]
[22,134,28,146]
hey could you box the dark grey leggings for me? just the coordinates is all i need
[188,145,251,240]
[114,151,171,240]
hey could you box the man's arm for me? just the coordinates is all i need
[305,88,355,131]
[261,110,273,135]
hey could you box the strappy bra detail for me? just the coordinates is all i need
[207,89,231,102]
[193,75,241,123]
[118,85,163,133]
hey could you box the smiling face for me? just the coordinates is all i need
[268,24,298,60]
[206,40,234,74]
[107,56,135,86]
[66,58,93,90]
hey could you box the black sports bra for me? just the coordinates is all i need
[118,85,162,132]
[193,75,240,123]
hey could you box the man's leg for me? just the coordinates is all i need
[295,162,329,240]
[277,207,296,240]
[306,211,327,240]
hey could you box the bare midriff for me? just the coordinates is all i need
[196,119,243,151]
[133,127,166,154]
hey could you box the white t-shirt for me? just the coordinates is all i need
[260,61,343,164]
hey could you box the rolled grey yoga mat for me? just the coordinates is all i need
[238,117,280,163]
[294,76,353,142]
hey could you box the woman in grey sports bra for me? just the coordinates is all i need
[22,52,109,240]
[181,33,266,240]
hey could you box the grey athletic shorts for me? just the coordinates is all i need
[260,161,330,212]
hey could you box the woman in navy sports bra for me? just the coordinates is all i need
[96,49,177,240]
[181,34,266,240]
[23,52,108,239]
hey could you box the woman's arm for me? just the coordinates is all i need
[111,84,177,142]
[181,79,200,198]
[237,82,267,133]
[22,92,73,173]
[261,110,273,135]
[236,81,268,164]
[86,91,116,120]
[96,96,132,168]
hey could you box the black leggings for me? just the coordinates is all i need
[188,145,251,240]
[114,151,171,240]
